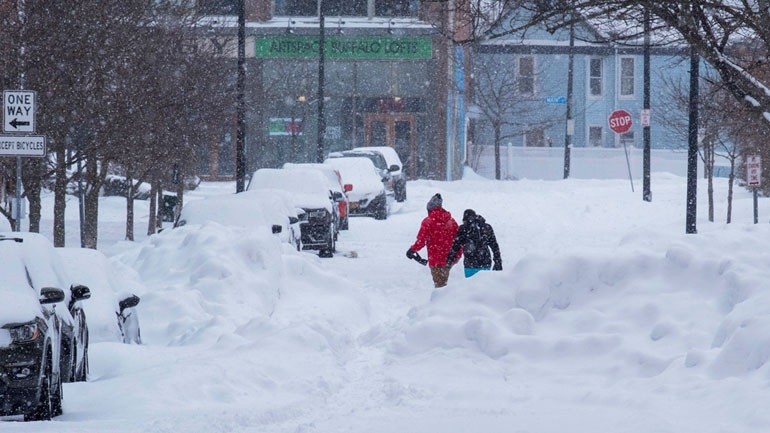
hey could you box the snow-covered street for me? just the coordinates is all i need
[5,171,770,433]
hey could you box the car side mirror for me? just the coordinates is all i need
[71,284,92,301]
[389,164,399,172]
[289,216,299,224]
[119,294,141,313]
[40,287,65,305]
[332,191,344,202]
[272,224,282,234]
[344,184,353,192]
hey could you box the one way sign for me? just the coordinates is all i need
[3,90,36,133]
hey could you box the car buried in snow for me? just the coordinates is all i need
[0,233,92,421]
[248,168,341,258]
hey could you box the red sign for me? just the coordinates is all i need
[608,110,633,134]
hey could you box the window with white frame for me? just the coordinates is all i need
[589,126,603,147]
[589,57,603,97]
[620,57,635,97]
[517,56,535,96]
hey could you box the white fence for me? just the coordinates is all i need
[470,145,708,180]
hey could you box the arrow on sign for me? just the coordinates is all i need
[9,118,30,129]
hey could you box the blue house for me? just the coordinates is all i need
[473,14,693,152]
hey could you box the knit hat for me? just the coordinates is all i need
[463,209,476,223]
[426,193,443,212]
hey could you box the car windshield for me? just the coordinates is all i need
[0,239,46,324]
[339,151,387,171]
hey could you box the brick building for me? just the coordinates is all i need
[199,0,471,181]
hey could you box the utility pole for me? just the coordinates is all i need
[235,0,246,192]
[642,8,652,202]
[316,0,326,163]
[686,45,699,234]
[563,17,575,179]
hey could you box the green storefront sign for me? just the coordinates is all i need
[256,36,432,60]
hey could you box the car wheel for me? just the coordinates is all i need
[319,223,335,258]
[52,371,63,417]
[374,198,388,220]
[27,359,53,421]
[76,340,89,382]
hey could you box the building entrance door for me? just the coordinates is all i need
[364,114,416,179]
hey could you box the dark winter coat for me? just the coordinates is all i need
[446,211,502,270]
[409,207,460,267]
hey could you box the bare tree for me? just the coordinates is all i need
[473,53,560,179]
[440,1,770,143]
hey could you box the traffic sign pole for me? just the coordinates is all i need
[3,89,39,231]
[608,109,635,192]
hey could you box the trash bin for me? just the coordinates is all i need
[161,194,177,222]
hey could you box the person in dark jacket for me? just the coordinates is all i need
[446,209,502,278]
[406,193,460,288]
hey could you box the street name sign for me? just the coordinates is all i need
[545,96,567,105]
[0,135,46,157]
[3,90,36,133]
[608,109,633,134]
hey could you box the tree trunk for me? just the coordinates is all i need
[23,158,43,233]
[175,177,184,225]
[706,140,714,222]
[83,156,100,249]
[53,146,67,246]
[493,124,501,180]
[727,160,735,224]
[125,172,135,241]
[147,180,158,236]
[156,182,164,231]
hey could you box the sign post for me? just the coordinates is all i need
[747,154,761,224]
[2,89,44,231]
[608,109,635,192]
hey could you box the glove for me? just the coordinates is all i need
[493,261,502,271]
[406,248,416,259]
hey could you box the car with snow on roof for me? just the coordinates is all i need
[0,232,92,421]
[248,168,341,257]
[324,157,389,220]
[174,188,304,251]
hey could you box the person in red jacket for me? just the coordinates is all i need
[406,193,460,288]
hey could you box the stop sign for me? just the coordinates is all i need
[608,109,633,134]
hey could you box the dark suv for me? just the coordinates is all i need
[0,233,92,420]
[0,236,65,420]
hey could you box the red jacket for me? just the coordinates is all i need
[410,207,460,267]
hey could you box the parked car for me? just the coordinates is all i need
[0,232,92,420]
[324,157,389,220]
[352,146,407,202]
[327,149,398,200]
[174,188,304,251]
[249,168,341,257]
[66,284,91,382]
[283,162,351,230]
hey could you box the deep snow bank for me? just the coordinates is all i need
[394,234,770,380]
